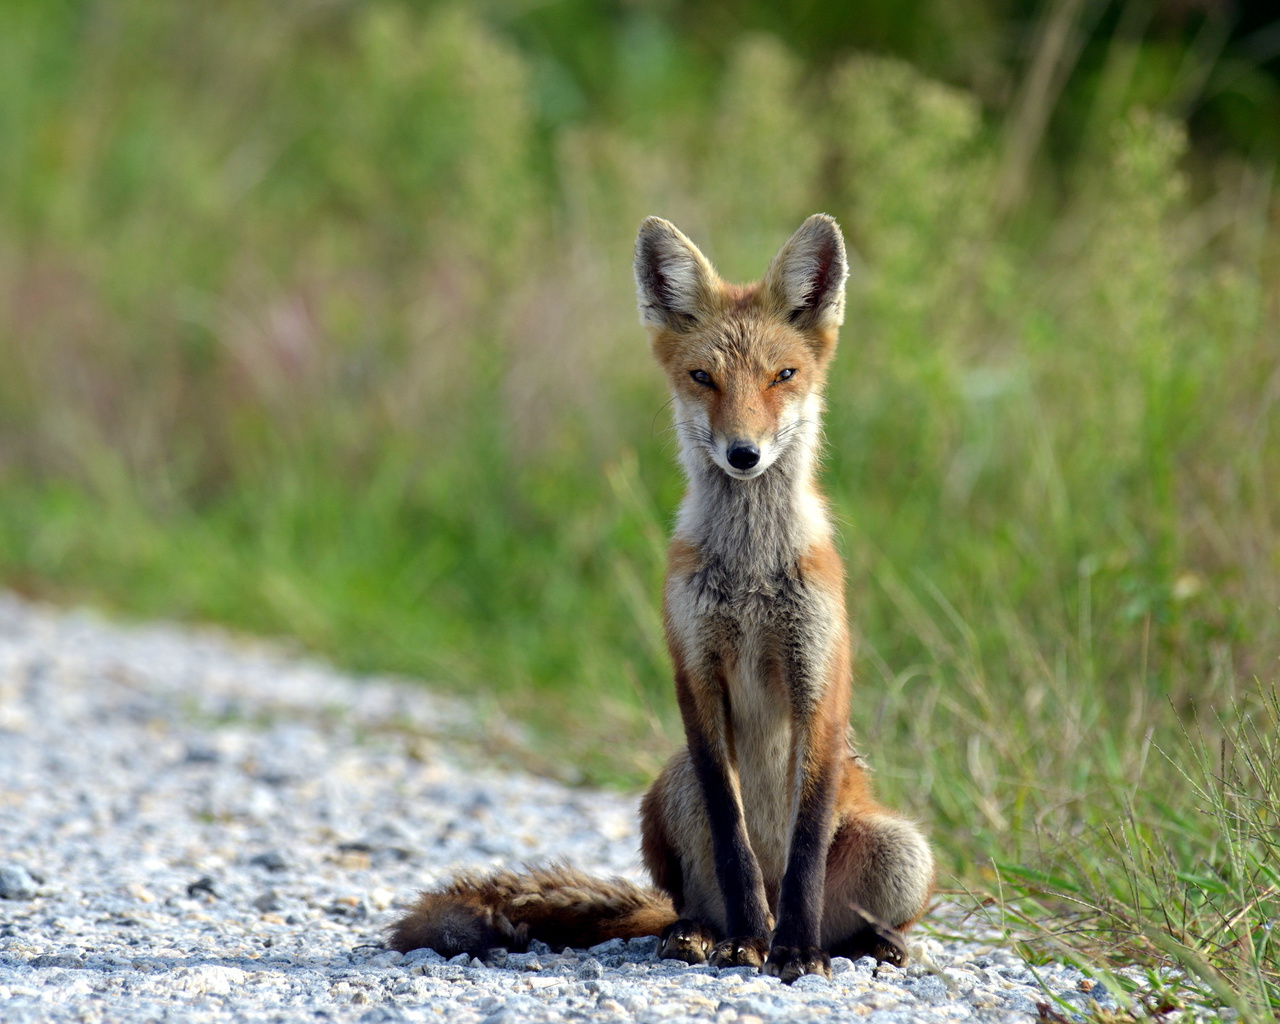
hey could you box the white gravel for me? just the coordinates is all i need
[0,593,1175,1022]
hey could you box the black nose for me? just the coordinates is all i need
[726,443,760,471]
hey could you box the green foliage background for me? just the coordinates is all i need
[1,1,1277,1014]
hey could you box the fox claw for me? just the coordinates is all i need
[764,945,831,983]
[707,936,769,969]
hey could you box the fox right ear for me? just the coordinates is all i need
[761,214,848,335]
[634,218,719,332]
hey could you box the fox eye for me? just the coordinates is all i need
[773,368,797,384]
[690,370,714,387]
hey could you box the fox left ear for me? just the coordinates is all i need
[634,217,720,333]
[762,214,848,335]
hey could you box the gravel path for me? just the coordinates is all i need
[0,594,1150,1022]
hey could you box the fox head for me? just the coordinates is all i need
[634,214,848,481]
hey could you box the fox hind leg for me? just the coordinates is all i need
[821,808,933,965]
[828,904,908,966]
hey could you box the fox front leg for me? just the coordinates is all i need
[673,663,773,967]
[686,730,774,967]
[765,712,843,981]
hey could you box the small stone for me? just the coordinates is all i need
[576,957,604,979]
[359,950,403,968]
[186,876,218,899]
[249,851,288,872]
[415,964,465,981]
[588,937,626,956]
[403,948,444,967]
[83,954,132,970]
[910,976,948,1003]
[626,935,659,957]
[325,899,368,919]
[1055,991,1095,1012]
[171,962,248,998]
[0,865,37,900]
[252,890,282,913]
[31,953,83,969]
[791,972,831,990]
[358,1008,407,1024]
[392,979,429,997]
[864,991,904,1010]
[943,968,978,994]
[830,957,854,976]
[479,1011,516,1024]
[503,952,542,972]
[447,952,470,966]
[853,956,877,971]
[527,939,552,955]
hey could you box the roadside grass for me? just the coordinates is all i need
[1,5,1276,1016]
[981,686,1280,1021]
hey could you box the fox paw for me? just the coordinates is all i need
[658,919,716,964]
[764,945,831,983]
[830,904,909,968]
[870,932,908,967]
[707,936,769,969]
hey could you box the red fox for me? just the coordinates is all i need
[389,215,934,982]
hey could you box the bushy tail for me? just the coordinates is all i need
[388,863,678,957]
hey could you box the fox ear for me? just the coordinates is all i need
[634,217,719,332]
[762,214,848,334]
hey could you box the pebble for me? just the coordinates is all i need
[248,851,288,873]
[0,594,1212,1021]
[0,864,38,900]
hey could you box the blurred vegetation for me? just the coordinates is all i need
[1,1,1277,1016]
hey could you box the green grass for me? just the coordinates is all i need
[1,4,1277,1017]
